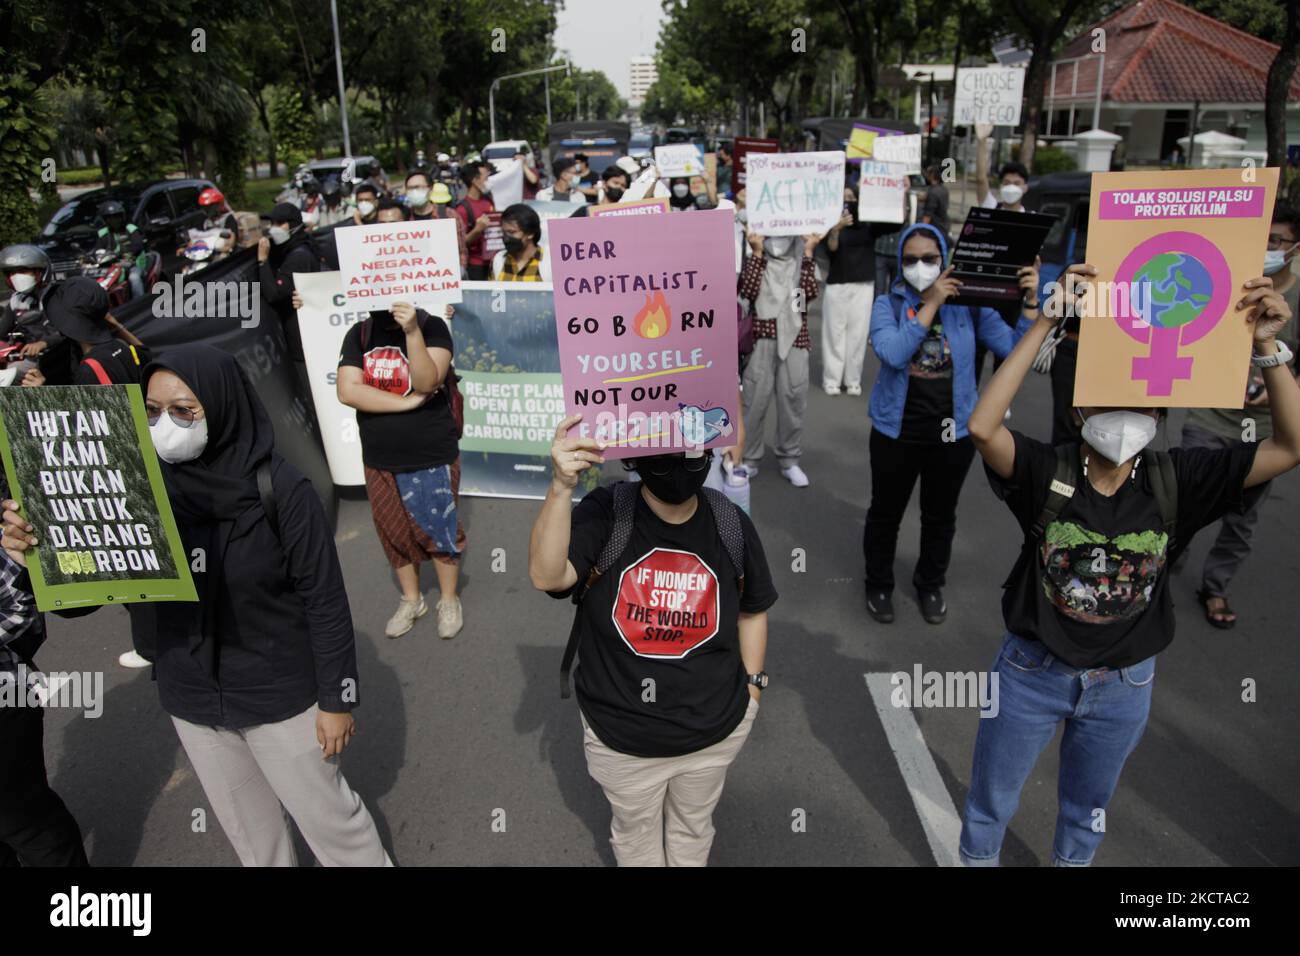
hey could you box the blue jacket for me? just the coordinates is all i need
[868,222,1032,440]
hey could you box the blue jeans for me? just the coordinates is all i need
[959,632,1155,867]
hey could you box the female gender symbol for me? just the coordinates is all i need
[1112,231,1232,396]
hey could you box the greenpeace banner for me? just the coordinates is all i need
[294,271,367,486]
[0,385,198,612]
[745,151,846,236]
[453,282,577,499]
[549,209,739,459]
[335,218,462,311]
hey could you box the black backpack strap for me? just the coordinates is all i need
[701,487,745,596]
[1030,444,1079,541]
[560,481,638,699]
[1144,449,1178,548]
[456,198,476,231]
[257,461,280,539]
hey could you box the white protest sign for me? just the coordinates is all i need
[872,133,922,175]
[335,218,462,310]
[954,66,1026,127]
[487,158,524,209]
[745,151,846,236]
[293,271,366,486]
[621,164,660,202]
[654,143,705,178]
[857,160,908,224]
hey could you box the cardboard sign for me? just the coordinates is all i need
[745,150,846,237]
[589,198,671,218]
[954,67,1026,127]
[732,137,778,189]
[335,219,462,310]
[847,125,920,174]
[857,160,909,224]
[549,209,739,458]
[0,385,198,611]
[654,143,706,178]
[949,206,1055,307]
[1075,167,1279,407]
[482,211,504,255]
[487,158,524,209]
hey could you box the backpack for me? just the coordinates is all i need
[559,481,746,699]
[360,313,464,439]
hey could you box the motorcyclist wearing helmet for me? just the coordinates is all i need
[177,188,240,262]
[298,171,323,228]
[0,244,66,379]
[93,199,147,299]
[316,175,350,228]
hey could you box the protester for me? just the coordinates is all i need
[821,185,877,396]
[597,167,630,205]
[920,165,951,238]
[738,230,820,487]
[516,147,541,200]
[958,262,1300,867]
[529,416,777,866]
[1178,201,1300,629]
[976,148,1029,212]
[350,182,381,226]
[93,200,147,299]
[2,345,392,866]
[258,202,319,362]
[454,160,496,280]
[337,302,465,640]
[667,177,695,211]
[492,203,549,282]
[863,223,1038,624]
[537,157,586,204]
[716,142,733,195]
[41,276,149,388]
[404,171,468,272]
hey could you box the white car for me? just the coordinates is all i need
[483,140,535,168]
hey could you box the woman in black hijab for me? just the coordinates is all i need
[2,344,391,867]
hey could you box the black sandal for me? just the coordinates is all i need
[1197,588,1237,630]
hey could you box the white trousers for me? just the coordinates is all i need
[821,281,874,388]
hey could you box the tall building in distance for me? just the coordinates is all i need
[629,56,657,106]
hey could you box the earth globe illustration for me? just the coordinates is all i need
[1133,252,1213,329]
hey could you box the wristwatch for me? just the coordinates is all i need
[1251,340,1294,368]
[747,672,769,691]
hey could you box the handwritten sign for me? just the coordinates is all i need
[745,150,846,237]
[334,219,462,310]
[857,160,908,224]
[1076,167,1279,407]
[847,126,922,175]
[589,198,671,218]
[549,210,739,458]
[732,136,779,188]
[654,143,706,178]
[954,67,1026,127]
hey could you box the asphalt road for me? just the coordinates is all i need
[35,299,1300,867]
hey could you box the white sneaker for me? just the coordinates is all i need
[781,464,810,488]
[118,650,150,669]
[823,383,842,396]
[385,596,428,638]
[722,458,752,488]
[845,384,863,396]
[1004,407,1013,420]
[437,597,464,640]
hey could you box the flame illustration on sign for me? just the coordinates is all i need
[633,291,671,339]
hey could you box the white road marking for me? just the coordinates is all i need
[864,672,964,867]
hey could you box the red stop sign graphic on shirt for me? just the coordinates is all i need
[612,548,720,659]
[363,346,411,396]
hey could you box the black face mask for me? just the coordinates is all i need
[503,235,525,255]
[636,454,711,504]
[604,186,624,202]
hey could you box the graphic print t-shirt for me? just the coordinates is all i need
[550,484,778,757]
[338,310,457,472]
[898,316,954,443]
[989,431,1260,668]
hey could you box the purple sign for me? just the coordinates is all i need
[549,209,740,459]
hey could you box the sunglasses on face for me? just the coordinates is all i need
[146,403,202,428]
[901,254,943,267]
[641,451,712,476]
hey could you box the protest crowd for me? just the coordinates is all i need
[3,0,1300,877]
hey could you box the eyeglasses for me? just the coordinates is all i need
[146,403,202,428]
[1266,235,1298,251]
[641,451,713,476]
[901,254,943,267]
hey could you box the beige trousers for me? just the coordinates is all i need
[172,704,393,867]
[582,696,758,867]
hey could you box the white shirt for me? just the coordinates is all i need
[535,186,586,204]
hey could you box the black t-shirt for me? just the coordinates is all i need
[74,341,150,385]
[898,319,953,443]
[338,310,457,472]
[549,484,778,757]
[988,431,1261,668]
[827,221,875,285]
[921,182,950,235]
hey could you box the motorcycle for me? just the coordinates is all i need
[78,246,162,307]
[179,227,236,276]
[0,330,35,387]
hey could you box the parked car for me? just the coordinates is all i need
[38,178,220,280]
[1022,171,1092,297]
[483,140,535,168]
[275,155,384,204]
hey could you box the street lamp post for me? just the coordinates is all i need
[330,0,351,156]
[490,61,572,143]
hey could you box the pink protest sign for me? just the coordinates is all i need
[549,209,739,458]
[1098,186,1266,221]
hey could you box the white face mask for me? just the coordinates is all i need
[763,236,796,259]
[1263,247,1294,275]
[357,200,376,218]
[301,207,319,225]
[8,273,37,293]
[150,414,209,465]
[672,183,690,198]
[268,225,291,245]
[406,188,430,207]
[903,261,942,292]
[1081,410,1158,466]
[1000,183,1025,206]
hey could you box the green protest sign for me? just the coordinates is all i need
[0,385,198,611]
